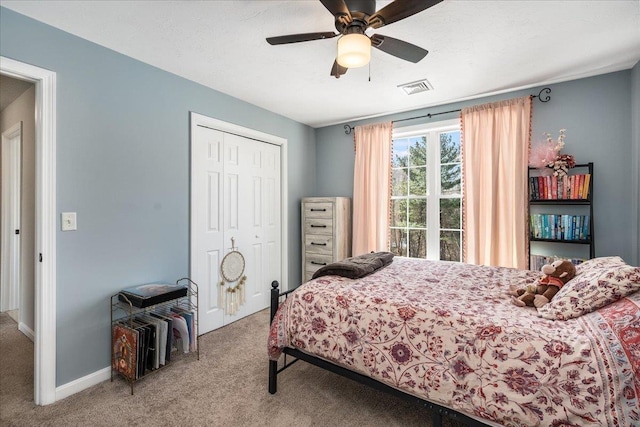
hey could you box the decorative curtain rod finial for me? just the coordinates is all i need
[534,87,551,102]
[344,124,354,135]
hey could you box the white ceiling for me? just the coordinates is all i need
[2,1,639,128]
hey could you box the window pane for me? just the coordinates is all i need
[392,168,408,196]
[441,164,461,195]
[440,230,461,261]
[391,122,462,262]
[409,199,426,227]
[408,229,426,258]
[409,167,426,195]
[409,136,427,167]
[390,229,407,257]
[440,131,461,163]
[391,199,407,227]
[440,198,461,229]
[392,138,409,167]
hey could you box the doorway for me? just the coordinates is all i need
[0,56,57,405]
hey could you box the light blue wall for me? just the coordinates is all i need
[1,7,316,386]
[316,71,637,265]
[631,61,639,266]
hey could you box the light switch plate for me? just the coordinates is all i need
[61,212,77,231]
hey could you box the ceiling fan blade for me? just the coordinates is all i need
[368,0,443,29]
[320,0,352,21]
[266,32,337,45]
[330,60,348,79]
[370,34,428,63]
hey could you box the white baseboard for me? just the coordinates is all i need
[18,322,34,342]
[55,366,110,402]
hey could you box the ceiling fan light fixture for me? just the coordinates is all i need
[336,33,371,68]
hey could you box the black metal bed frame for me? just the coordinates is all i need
[268,280,490,427]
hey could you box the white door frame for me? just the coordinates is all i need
[0,56,57,405]
[1,121,23,313]
[189,112,289,309]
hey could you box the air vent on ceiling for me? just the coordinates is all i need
[398,79,433,95]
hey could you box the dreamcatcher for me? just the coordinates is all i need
[219,238,247,315]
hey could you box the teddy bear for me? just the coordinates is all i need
[509,259,576,308]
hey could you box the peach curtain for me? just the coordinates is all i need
[352,122,393,256]
[461,97,532,269]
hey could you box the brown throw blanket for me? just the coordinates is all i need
[311,252,395,280]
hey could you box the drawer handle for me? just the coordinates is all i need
[311,242,327,246]
[310,208,327,212]
[310,224,327,228]
[311,261,327,266]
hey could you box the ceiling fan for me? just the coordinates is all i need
[266,0,443,78]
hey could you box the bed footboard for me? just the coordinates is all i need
[268,280,279,394]
[269,280,298,395]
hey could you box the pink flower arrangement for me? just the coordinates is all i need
[529,129,575,177]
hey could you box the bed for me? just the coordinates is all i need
[268,256,640,427]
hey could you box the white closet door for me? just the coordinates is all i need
[258,142,281,313]
[193,126,282,333]
[192,125,225,333]
[222,134,281,323]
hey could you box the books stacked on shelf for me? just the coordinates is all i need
[112,302,197,380]
[530,214,590,241]
[529,173,591,200]
[530,254,585,272]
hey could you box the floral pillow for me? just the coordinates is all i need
[538,263,640,320]
[575,256,627,275]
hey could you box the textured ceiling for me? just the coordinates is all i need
[2,0,639,127]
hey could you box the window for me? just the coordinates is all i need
[390,119,462,261]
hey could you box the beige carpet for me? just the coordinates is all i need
[0,310,468,427]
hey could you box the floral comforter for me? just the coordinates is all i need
[268,258,640,427]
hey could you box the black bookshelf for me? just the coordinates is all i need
[528,162,595,268]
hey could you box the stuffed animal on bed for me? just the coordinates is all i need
[510,259,576,308]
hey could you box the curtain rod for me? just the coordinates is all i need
[343,87,551,135]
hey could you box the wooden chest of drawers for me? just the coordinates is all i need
[301,197,351,283]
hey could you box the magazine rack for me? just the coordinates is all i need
[110,278,199,395]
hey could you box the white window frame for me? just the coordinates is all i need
[392,119,461,261]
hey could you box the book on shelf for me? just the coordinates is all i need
[570,175,576,199]
[529,173,591,200]
[575,175,584,199]
[530,214,590,240]
[118,283,188,308]
[582,174,591,199]
[546,176,551,199]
